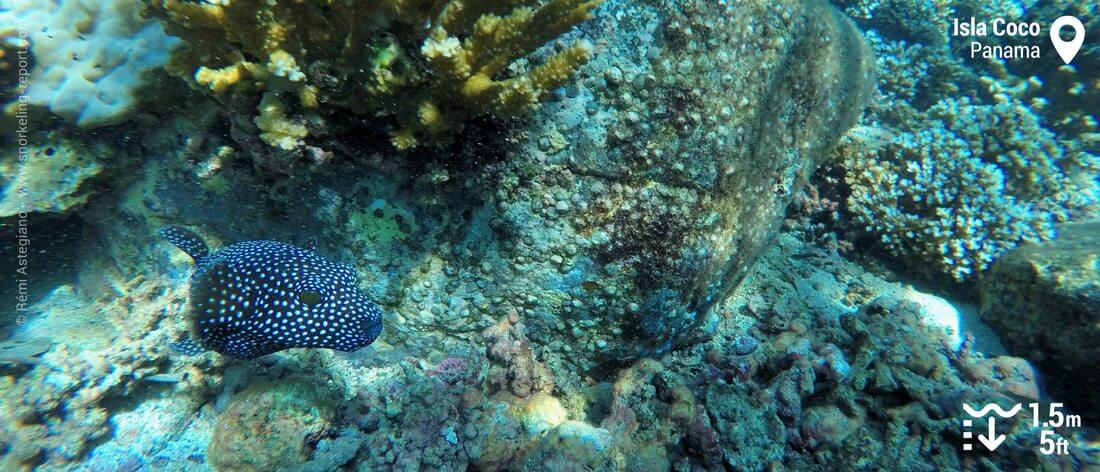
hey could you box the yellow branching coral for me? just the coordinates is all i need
[255,91,308,151]
[147,0,602,150]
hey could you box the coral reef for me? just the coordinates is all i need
[832,0,1100,281]
[4,0,1099,471]
[980,221,1100,423]
[0,0,179,127]
[7,207,1099,471]
[842,96,1098,280]
[147,0,601,150]
[135,0,876,374]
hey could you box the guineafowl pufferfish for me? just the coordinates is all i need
[160,226,383,359]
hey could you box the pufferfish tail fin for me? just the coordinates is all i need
[159,226,210,261]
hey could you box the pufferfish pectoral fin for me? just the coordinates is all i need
[168,337,208,356]
[159,226,210,261]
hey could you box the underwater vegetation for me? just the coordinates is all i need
[0,0,1097,470]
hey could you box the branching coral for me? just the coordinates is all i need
[843,96,1099,280]
[147,0,601,150]
[830,0,1100,282]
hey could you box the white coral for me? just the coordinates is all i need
[0,0,180,127]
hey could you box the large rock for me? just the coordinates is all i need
[980,221,1100,421]
[95,0,874,374]
[479,0,874,368]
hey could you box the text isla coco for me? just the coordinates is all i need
[952,17,1042,37]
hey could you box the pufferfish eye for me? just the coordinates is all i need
[299,290,322,305]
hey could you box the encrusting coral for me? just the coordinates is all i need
[147,0,601,150]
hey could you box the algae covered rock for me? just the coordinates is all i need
[521,420,615,471]
[207,378,336,472]
[980,221,1100,421]
[0,133,109,217]
[483,0,874,369]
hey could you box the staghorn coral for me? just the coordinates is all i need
[147,0,601,150]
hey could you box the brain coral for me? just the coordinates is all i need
[843,96,1099,280]
[148,0,602,150]
[0,0,179,127]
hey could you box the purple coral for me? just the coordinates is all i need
[429,357,477,387]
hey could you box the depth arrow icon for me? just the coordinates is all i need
[978,417,1005,451]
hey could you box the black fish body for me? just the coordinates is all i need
[160,226,383,359]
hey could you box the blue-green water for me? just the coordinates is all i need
[0,0,1097,470]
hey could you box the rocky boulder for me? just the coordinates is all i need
[104,0,874,374]
[980,221,1100,421]
[478,0,874,368]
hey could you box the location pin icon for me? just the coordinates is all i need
[1050,16,1085,64]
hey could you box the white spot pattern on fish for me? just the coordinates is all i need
[160,226,383,359]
